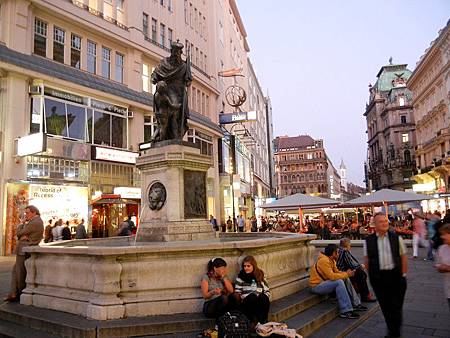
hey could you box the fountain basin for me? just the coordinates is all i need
[22,232,315,320]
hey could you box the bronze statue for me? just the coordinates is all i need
[151,41,192,141]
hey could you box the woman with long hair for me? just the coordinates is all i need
[235,255,270,324]
[201,257,237,318]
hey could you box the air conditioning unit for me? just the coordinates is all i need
[127,111,134,118]
[29,85,42,95]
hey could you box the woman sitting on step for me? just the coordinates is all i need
[201,257,238,318]
[234,255,271,324]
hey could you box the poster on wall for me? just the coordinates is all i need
[4,183,30,255]
[28,184,89,228]
[3,183,88,255]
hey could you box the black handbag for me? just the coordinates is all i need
[217,311,250,338]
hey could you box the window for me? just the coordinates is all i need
[184,0,188,23]
[402,133,409,143]
[116,0,124,10]
[115,52,124,83]
[53,26,65,63]
[144,115,157,142]
[34,18,47,57]
[187,129,213,156]
[189,3,193,27]
[142,64,149,92]
[168,0,172,11]
[160,0,164,5]
[143,13,149,36]
[102,47,111,78]
[400,115,407,124]
[151,18,157,41]
[160,23,165,46]
[168,28,173,46]
[45,99,68,137]
[194,8,197,31]
[399,96,405,106]
[87,40,97,74]
[71,34,81,69]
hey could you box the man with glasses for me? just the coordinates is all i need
[4,205,43,302]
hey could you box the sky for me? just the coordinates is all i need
[236,0,450,186]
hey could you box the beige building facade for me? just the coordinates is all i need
[0,0,224,254]
[0,0,273,254]
[408,20,450,212]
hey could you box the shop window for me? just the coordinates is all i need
[87,40,97,74]
[115,52,124,83]
[53,26,65,63]
[34,18,47,57]
[44,99,68,137]
[102,47,111,79]
[71,34,81,69]
[93,111,111,146]
[66,104,87,140]
[87,109,93,143]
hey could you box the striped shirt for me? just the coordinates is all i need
[363,233,406,270]
[235,276,270,300]
[336,248,361,271]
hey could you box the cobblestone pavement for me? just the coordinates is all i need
[0,245,448,338]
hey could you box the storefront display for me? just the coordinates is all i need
[3,182,88,255]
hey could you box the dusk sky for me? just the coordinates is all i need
[236,0,449,186]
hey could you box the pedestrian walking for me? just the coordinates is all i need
[412,212,428,259]
[364,212,407,338]
[238,214,245,232]
[4,205,44,302]
[75,218,88,239]
[435,223,450,310]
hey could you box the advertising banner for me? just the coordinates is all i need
[28,184,89,226]
[4,183,29,255]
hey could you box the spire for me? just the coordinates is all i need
[340,158,346,169]
[389,56,393,65]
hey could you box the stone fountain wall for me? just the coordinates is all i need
[22,233,315,320]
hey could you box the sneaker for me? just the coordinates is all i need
[354,304,368,311]
[339,311,360,319]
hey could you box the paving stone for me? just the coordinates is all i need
[433,329,450,337]
[422,328,435,336]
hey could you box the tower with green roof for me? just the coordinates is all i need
[364,58,416,192]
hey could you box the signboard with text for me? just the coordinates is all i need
[219,111,257,124]
[93,146,139,164]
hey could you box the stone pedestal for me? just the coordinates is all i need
[136,141,215,241]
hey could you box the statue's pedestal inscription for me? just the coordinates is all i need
[136,142,214,241]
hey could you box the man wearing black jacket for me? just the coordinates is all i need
[364,212,407,338]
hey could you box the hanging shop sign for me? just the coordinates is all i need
[93,146,139,164]
[114,187,141,199]
[16,132,47,157]
[219,111,257,124]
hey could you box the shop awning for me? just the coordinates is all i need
[260,193,339,210]
[340,188,433,208]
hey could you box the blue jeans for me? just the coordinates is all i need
[311,279,353,313]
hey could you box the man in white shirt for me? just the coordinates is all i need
[364,212,407,338]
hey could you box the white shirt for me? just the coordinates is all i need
[363,232,406,270]
[436,244,450,298]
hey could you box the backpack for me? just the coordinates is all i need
[217,311,250,338]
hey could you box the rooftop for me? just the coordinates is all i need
[274,135,317,150]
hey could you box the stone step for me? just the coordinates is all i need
[284,300,339,337]
[0,318,60,338]
[0,290,331,338]
[269,289,327,323]
[307,301,379,338]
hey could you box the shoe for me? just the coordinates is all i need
[354,304,368,311]
[339,311,360,319]
[362,297,377,303]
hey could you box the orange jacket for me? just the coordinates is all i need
[309,252,349,287]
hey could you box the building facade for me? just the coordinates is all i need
[0,0,273,253]
[364,60,417,191]
[274,135,333,198]
[408,20,450,213]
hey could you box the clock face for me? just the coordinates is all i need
[147,182,167,211]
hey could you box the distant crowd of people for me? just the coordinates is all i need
[43,218,88,242]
